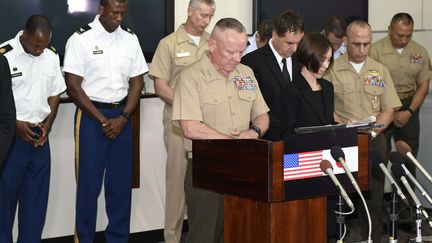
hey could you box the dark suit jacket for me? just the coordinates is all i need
[0,55,15,170]
[241,44,301,141]
[279,74,335,139]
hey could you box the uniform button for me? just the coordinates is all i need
[232,112,235,116]
[228,96,232,99]
[214,99,218,102]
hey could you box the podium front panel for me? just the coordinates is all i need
[283,128,370,201]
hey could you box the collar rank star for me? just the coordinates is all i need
[93,46,103,55]
[234,76,256,90]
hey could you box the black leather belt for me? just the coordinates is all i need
[91,97,127,109]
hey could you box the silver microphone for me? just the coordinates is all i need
[396,140,432,184]
[320,159,355,211]
[331,146,372,242]
[391,162,432,228]
[389,151,432,206]
[330,146,361,192]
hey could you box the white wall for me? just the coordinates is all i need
[15,76,169,240]
[174,0,253,34]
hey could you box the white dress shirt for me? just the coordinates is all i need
[1,31,66,123]
[63,15,149,103]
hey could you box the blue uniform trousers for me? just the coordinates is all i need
[74,107,132,243]
[0,136,50,243]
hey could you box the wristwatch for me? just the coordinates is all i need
[406,107,415,115]
[250,125,261,137]
[121,111,131,120]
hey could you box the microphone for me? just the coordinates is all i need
[330,146,361,192]
[389,151,432,206]
[396,140,432,184]
[391,163,421,208]
[373,151,409,207]
[331,146,372,242]
[391,163,432,228]
[320,159,355,211]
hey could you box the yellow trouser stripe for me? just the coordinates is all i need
[74,109,82,243]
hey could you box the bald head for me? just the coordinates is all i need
[345,20,372,64]
[208,18,247,77]
[346,20,371,38]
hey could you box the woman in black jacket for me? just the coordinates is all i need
[279,32,337,137]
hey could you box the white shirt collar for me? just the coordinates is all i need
[13,30,45,59]
[349,60,365,74]
[269,38,293,80]
[333,42,347,60]
[91,15,122,36]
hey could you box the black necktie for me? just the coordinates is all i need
[281,58,291,82]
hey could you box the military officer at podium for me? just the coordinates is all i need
[172,18,269,243]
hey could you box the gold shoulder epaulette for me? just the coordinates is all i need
[0,44,13,55]
[76,24,91,34]
[47,45,57,54]
[121,25,134,35]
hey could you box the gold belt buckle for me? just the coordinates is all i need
[112,101,120,109]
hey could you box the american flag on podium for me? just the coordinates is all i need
[283,150,324,181]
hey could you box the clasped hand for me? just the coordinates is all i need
[101,116,127,140]
[16,121,48,147]
[230,129,259,139]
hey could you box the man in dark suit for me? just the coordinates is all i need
[242,10,304,141]
[0,54,15,169]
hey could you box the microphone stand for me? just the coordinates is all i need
[336,195,345,243]
[413,207,422,243]
[389,191,398,243]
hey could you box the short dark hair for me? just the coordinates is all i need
[24,14,52,36]
[273,10,304,37]
[100,0,127,7]
[323,16,346,38]
[257,19,273,43]
[297,32,333,74]
[390,12,414,26]
[211,18,246,36]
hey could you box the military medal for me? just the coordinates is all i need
[364,70,384,88]
[410,54,423,64]
[371,96,379,109]
[234,76,256,90]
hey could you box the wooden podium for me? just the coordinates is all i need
[192,130,370,243]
